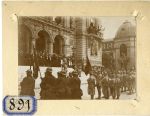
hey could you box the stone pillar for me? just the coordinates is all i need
[75,17,85,63]
[129,37,136,69]
[31,34,37,54]
[48,42,53,54]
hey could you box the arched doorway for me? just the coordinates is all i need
[120,44,127,57]
[18,24,32,65]
[36,30,50,53]
[53,35,64,55]
[102,52,114,70]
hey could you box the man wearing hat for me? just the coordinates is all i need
[115,72,121,99]
[101,72,110,99]
[109,72,116,99]
[40,67,57,99]
[70,70,82,99]
[20,69,35,96]
[95,72,103,99]
[87,71,96,99]
[56,70,68,99]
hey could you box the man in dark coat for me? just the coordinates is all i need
[56,71,68,99]
[40,67,57,100]
[96,73,103,99]
[70,71,82,99]
[101,72,110,99]
[115,72,121,99]
[109,72,116,99]
[87,71,96,99]
[20,69,35,96]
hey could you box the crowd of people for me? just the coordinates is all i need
[20,65,136,100]
[20,67,83,99]
[19,52,75,67]
[87,66,136,99]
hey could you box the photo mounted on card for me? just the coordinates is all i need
[3,1,150,116]
[18,16,136,100]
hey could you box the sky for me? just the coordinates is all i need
[99,17,136,39]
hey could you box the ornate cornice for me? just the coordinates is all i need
[24,16,75,34]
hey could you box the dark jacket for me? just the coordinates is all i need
[40,74,56,99]
[20,76,35,96]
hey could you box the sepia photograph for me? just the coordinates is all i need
[18,16,136,100]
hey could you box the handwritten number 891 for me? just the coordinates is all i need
[9,98,30,111]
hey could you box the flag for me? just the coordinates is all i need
[29,54,32,70]
[32,48,39,79]
[84,56,92,76]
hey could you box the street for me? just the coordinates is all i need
[18,66,136,100]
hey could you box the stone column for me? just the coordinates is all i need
[31,33,37,54]
[47,42,52,54]
[47,36,53,54]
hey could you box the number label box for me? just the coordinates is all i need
[3,96,37,115]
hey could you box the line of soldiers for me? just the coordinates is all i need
[20,67,83,100]
[87,67,136,99]
[20,66,136,100]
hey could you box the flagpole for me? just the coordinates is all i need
[32,40,42,79]
[86,35,88,58]
[29,54,32,70]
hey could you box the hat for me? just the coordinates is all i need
[46,67,52,73]
[26,69,32,73]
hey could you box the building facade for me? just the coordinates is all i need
[102,20,136,70]
[18,16,103,67]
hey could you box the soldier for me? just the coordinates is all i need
[70,71,82,99]
[66,72,74,99]
[20,69,35,96]
[87,71,96,99]
[101,72,110,99]
[120,70,124,92]
[122,70,127,92]
[65,72,72,99]
[115,72,121,99]
[128,71,135,94]
[96,73,103,99]
[109,72,116,99]
[40,67,57,100]
[132,71,136,93]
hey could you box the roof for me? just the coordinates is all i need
[115,20,136,39]
[102,38,114,42]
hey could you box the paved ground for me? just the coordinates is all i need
[18,66,136,100]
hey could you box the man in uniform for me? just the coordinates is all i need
[87,71,96,99]
[120,70,124,92]
[20,69,35,96]
[132,71,136,93]
[122,70,127,92]
[96,73,103,99]
[109,72,116,99]
[101,72,110,99]
[40,67,57,99]
[115,71,121,99]
[128,71,135,94]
